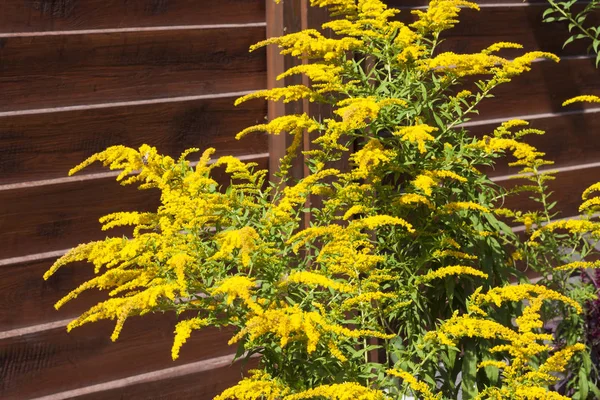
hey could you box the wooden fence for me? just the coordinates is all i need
[1,0,599,398]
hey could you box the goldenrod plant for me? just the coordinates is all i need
[44,0,597,398]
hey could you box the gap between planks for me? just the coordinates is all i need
[0,153,270,192]
[0,90,264,118]
[28,352,253,400]
[0,22,266,38]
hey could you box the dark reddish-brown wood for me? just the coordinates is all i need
[390,2,596,57]
[0,258,101,330]
[499,164,600,218]
[475,57,600,120]
[0,27,266,112]
[468,109,600,177]
[0,316,236,399]
[0,0,265,33]
[0,97,267,184]
[0,156,268,260]
[74,358,260,400]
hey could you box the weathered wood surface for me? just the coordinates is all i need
[0,316,236,399]
[468,108,600,177]
[499,165,600,218]
[0,155,268,260]
[0,0,265,33]
[0,258,100,330]
[0,27,266,112]
[0,97,267,184]
[74,358,260,400]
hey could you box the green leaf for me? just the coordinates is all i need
[461,341,479,400]
[579,368,589,399]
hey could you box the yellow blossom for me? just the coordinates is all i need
[419,265,488,283]
[171,317,209,360]
[563,95,600,106]
[394,124,438,153]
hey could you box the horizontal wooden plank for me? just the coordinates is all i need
[0,156,269,260]
[499,164,600,219]
[468,108,600,177]
[0,315,236,399]
[389,2,595,57]
[72,357,259,400]
[475,56,600,120]
[0,97,268,184]
[0,0,265,33]
[436,4,596,57]
[0,27,266,112]
[0,258,102,331]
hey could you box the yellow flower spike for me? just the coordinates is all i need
[282,271,355,293]
[539,343,586,375]
[350,138,395,179]
[210,227,261,268]
[472,283,582,313]
[483,42,524,54]
[349,215,415,233]
[394,124,438,153]
[397,193,435,209]
[425,52,507,77]
[171,317,209,360]
[444,201,490,213]
[211,276,263,314]
[419,265,488,283]
[214,371,290,400]
[412,174,437,196]
[386,369,439,400]
[411,0,479,34]
[431,249,478,260]
[563,95,600,106]
[235,86,321,106]
[529,219,600,242]
[283,382,390,400]
[582,182,600,199]
[555,260,600,271]
[236,114,320,140]
[248,28,363,60]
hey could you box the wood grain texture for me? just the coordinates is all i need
[0,156,268,260]
[499,165,600,218]
[72,358,260,400]
[474,57,600,120]
[468,109,600,177]
[0,258,101,331]
[0,27,266,112]
[0,316,235,399]
[0,0,265,33]
[0,97,268,184]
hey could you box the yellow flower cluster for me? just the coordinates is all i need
[394,124,438,154]
[387,369,439,400]
[419,265,488,283]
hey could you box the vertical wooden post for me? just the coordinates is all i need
[265,1,331,181]
[266,0,306,185]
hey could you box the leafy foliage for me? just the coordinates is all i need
[44,0,600,398]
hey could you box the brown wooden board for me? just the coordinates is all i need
[0,27,266,112]
[499,164,600,218]
[0,0,265,33]
[0,316,236,399]
[467,109,600,177]
[386,3,597,57]
[0,156,268,260]
[473,57,600,120]
[73,358,260,400]
[0,258,102,331]
[436,4,598,57]
[0,97,268,184]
